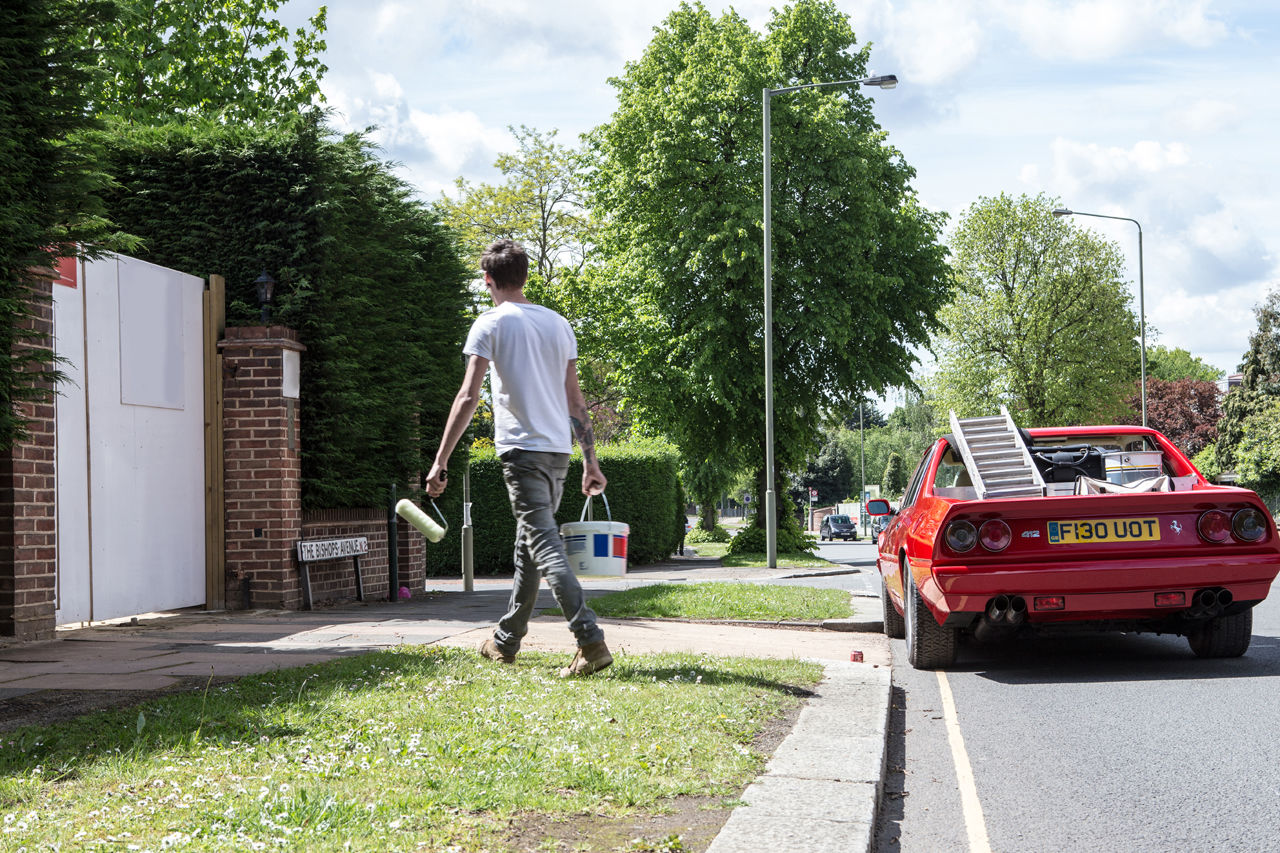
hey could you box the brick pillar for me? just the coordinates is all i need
[219,326,305,609]
[0,279,58,639]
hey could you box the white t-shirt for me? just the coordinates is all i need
[464,301,577,455]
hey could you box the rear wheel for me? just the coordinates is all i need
[903,561,957,669]
[882,575,905,639]
[1188,609,1252,658]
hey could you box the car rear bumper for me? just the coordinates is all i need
[925,553,1279,623]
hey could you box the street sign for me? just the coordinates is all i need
[809,488,817,502]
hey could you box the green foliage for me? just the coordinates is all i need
[96,121,470,506]
[0,0,125,449]
[728,511,816,556]
[931,192,1140,427]
[685,525,731,543]
[834,395,939,499]
[1146,344,1222,383]
[800,438,853,506]
[436,126,592,286]
[882,452,907,498]
[424,441,685,575]
[1217,289,1280,473]
[1239,286,1280,394]
[1234,396,1280,498]
[589,0,952,533]
[76,0,328,124]
[1192,445,1221,482]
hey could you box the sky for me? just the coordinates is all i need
[280,0,1278,384]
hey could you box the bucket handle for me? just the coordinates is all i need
[579,491,611,523]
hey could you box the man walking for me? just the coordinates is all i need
[427,239,612,677]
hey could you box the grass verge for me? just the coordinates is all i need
[688,542,836,570]
[583,582,852,621]
[0,647,820,851]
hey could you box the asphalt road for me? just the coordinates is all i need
[871,563,1280,852]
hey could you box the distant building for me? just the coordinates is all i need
[1217,373,1244,394]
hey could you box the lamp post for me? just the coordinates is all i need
[859,401,866,537]
[1051,208,1146,427]
[763,73,897,567]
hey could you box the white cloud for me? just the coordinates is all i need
[883,1,985,85]
[999,0,1228,60]
[1045,137,1190,194]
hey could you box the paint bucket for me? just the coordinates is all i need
[560,492,628,577]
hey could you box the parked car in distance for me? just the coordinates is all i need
[870,513,892,540]
[820,514,859,541]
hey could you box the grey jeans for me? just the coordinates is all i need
[492,449,604,653]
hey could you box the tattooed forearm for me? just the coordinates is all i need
[570,414,597,464]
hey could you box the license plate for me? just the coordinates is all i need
[1047,518,1161,544]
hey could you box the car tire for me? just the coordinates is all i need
[1187,608,1252,658]
[903,560,957,669]
[882,575,905,640]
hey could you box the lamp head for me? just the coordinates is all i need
[864,74,898,89]
[254,270,276,306]
[1052,208,1073,217]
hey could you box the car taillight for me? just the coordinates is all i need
[1198,510,1232,543]
[1233,508,1267,542]
[979,519,1011,552]
[945,520,977,553]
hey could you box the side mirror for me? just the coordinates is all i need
[866,498,892,516]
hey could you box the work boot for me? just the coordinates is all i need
[478,637,515,664]
[559,640,613,677]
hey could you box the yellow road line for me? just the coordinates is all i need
[936,671,993,853]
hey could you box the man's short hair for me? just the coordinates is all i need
[481,239,529,289]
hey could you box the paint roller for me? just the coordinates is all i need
[395,498,448,543]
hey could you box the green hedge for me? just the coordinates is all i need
[93,120,470,507]
[422,440,684,576]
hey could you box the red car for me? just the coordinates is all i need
[868,415,1280,669]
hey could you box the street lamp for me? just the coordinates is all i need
[763,74,897,567]
[254,270,276,325]
[1051,208,1146,427]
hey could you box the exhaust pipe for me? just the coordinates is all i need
[987,594,1010,623]
[1216,588,1233,608]
[1007,595,1028,626]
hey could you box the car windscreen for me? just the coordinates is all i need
[827,515,850,524]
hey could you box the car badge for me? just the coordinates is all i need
[1021,530,1040,538]
[1170,520,1183,535]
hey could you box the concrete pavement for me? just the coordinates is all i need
[0,560,893,853]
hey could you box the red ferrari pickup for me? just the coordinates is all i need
[868,409,1280,669]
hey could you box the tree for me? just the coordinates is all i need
[1131,377,1221,458]
[801,439,853,506]
[0,0,123,449]
[1234,396,1280,506]
[437,126,593,287]
[1146,344,1222,383]
[930,192,1140,427]
[589,0,951,533]
[1217,286,1280,472]
[76,0,327,124]
[882,452,907,498]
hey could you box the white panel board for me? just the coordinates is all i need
[118,260,185,409]
[53,258,93,624]
[82,255,206,621]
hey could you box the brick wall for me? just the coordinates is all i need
[219,326,305,609]
[0,280,58,639]
[296,511,426,605]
